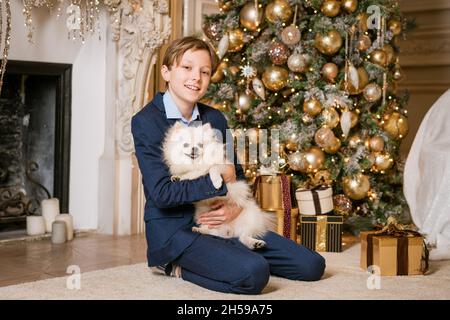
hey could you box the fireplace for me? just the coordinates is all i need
[0,61,71,233]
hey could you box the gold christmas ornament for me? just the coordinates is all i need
[315,30,343,56]
[383,44,396,65]
[303,98,323,117]
[312,170,333,186]
[237,91,254,111]
[342,173,370,200]
[363,83,382,102]
[288,152,307,172]
[281,25,301,46]
[333,194,353,216]
[393,67,403,81]
[285,139,298,151]
[262,66,289,91]
[321,62,339,82]
[287,53,310,73]
[370,49,388,67]
[239,2,263,31]
[321,0,341,17]
[268,42,290,65]
[367,135,384,152]
[324,137,341,154]
[302,113,314,124]
[203,22,221,41]
[341,0,358,13]
[304,147,326,173]
[211,60,228,83]
[321,107,340,128]
[346,66,369,95]
[382,112,409,139]
[265,0,293,24]
[348,134,362,148]
[388,19,402,36]
[357,34,371,51]
[373,152,393,172]
[315,126,336,147]
[219,0,233,12]
[228,29,245,52]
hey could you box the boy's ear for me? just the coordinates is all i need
[161,65,171,82]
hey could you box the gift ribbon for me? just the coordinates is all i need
[365,217,429,275]
[315,215,327,251]
[280,175,292,239]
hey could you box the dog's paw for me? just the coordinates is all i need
[192,226,201,233]
[242,237,266,250]
[209,167,223,189]
[252,239,266,249]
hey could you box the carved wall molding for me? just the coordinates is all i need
[113,0,172,154]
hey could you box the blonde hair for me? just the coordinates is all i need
[162,36,218,73]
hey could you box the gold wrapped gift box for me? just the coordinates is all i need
[253,175,298,241]
[298,215,343,252]
[272,208,299,242]
[360,230,427,276]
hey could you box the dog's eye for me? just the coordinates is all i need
[197,143,203,148]
[183,143,189,148]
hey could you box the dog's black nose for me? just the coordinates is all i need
[191,146,199,154]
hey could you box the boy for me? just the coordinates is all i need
[131,37,325,294]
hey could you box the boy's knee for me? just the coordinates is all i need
[301,253,326,281]
[231,257,270,295]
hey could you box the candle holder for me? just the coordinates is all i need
[41,198,60,233]
[55,214,74,241]
[26,215,46,236]
[51,221,67,244]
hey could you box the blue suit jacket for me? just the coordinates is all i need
[131,92,245,266]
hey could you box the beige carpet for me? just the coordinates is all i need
[1,244,449,300]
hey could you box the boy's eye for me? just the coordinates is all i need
[202,71,210,76]
[183,143,189,148]
[182,66,191,70]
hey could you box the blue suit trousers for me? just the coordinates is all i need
[172,231,326,294]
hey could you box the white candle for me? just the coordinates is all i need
[55,213,74,241]
[51,221,67,244]
[41,198,60,233]
[26,216,46,236]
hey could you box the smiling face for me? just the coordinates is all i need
[163,122,225,177]
[161,49,212,110]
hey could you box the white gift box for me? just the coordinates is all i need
[296,186,333,215]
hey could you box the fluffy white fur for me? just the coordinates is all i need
[162,122,275,249]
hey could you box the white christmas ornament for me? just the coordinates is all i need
[218,34,229,59]
[340,111,352,138]
[252,77,266,100]
[347,62,359,91]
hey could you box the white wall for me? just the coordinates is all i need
[9,2,111,231]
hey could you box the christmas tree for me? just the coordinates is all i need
[201,0,413,232]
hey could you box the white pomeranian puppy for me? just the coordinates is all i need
[162,122,275,249]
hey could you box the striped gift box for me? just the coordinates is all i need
[299,215,343,252]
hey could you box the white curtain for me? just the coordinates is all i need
[404,89,450,260]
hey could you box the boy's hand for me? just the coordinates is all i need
[198,200,242,228]
[221,164,236,184]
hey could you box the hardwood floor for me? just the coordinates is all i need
[0,233,147,287]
